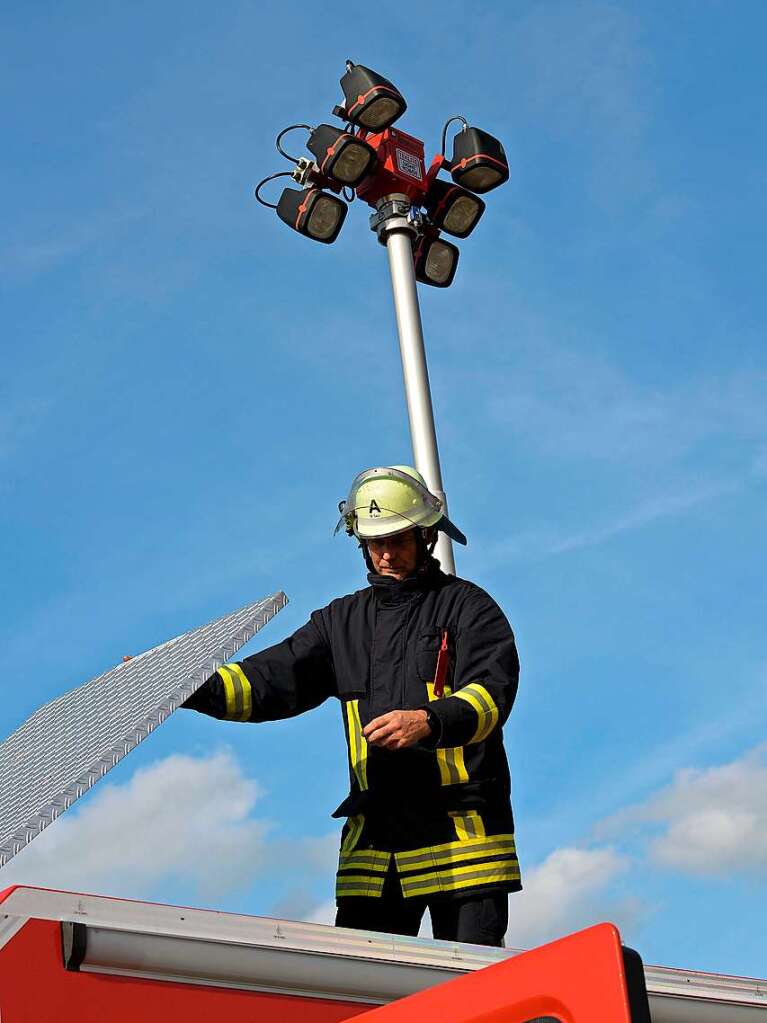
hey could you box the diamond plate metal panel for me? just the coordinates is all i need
[0,593,288,868]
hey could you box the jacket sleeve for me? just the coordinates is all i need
[424,591,519,749]
[183,612,336,722]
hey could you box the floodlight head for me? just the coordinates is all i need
[450,126,509,194]
[424,179,486,238]
[413,233,460,288]
[276,187,347,244]
[307,124,377,188]
[339,63,407,132]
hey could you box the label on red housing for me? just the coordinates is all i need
[396,147,423,180]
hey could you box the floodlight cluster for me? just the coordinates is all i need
[254,61,509,285]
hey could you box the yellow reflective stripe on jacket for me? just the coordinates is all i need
[336,822,392,900]
[394,833,516,872]
[219,663,252,721]
[450,810,486,841]
[341,814,365,855]
[426,683,469,785]
[437,745,469,785]
[345,699,368,791]
[335,835,518,900]
[400,859,520,898]
[336,873,387,898]
[339,848,391,873]
[453,682,499,743]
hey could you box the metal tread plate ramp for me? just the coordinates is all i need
[0,592,287,868]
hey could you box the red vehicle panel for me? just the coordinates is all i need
[0,917,364,1023]
[350,923,643,1023]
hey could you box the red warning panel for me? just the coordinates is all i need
[0,918,365,1023]
[348,923,648,1023]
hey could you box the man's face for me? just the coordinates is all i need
[366,529,419,580]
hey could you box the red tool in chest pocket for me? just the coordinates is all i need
[433,629,450,697]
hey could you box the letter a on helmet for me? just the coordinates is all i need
[335,466,467,544]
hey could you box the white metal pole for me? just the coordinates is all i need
[376,196,456,575]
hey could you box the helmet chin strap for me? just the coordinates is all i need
[361,541,376,573]
[418,527,438,562]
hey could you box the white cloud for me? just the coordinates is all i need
[507,845,638,948]
[485,478,739,564]
[1,238,87,276]
[268,833,340,922]
[443,288,766,565]
[484,333,767,469]
[0,208,143,281]
[436,267,767,474]
[0,749,343,915]
[307,899,337,926]
[601,746,767,877]
[0,751,272,900]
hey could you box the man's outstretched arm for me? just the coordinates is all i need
[184,613,335,722]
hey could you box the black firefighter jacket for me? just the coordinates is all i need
[185,560,522,902]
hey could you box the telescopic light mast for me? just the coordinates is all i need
[254,61,510,573]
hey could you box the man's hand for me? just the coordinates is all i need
[363,709,432,750]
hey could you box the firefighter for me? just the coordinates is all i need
[184,466,521,946]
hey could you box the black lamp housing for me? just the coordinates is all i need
[276,187,347,244]
[413,233,460,288]
[339,64,407,132]
[307,124,377,188]
[450,126,509,194]
[425,179,486,238]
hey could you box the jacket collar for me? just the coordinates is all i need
[367,557,444,604]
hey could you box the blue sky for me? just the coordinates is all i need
[1,0,765,978]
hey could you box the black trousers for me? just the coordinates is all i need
[335,862,508,947]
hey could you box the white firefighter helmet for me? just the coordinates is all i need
[335,465,467,544]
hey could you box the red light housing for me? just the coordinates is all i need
[307,125,377,188]
[413,234,460,288]
[450,126,509,194]
[276,187,347,244]
[355,128,427,206]
[425,179,486,238]
[340,64,407,132]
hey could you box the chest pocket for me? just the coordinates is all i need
[415,627,455,687]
